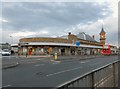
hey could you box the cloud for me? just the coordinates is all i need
[65,16,118,45]
[10,31,36,37]
[106,0,119,17]
[0,18,8,22]
[1,1,118,46]
[2,2,111,31]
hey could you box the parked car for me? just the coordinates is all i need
[1,49,11,56]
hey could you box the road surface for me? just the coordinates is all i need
[2,55,118,87]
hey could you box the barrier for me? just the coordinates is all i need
[56,60,119,88]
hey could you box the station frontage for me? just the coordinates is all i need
[12,27,118,56]
[18,42,102,56]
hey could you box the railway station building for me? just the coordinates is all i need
[17,27,117,56]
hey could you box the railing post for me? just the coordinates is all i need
[118,60,120,88]
[113,63,115,87]
[89,72,94,89]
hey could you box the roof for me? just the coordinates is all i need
[19,42,102,49]
[76,32,97,42]
[59,32,97,42]
[100,27,105,33]
[57,35,68,39]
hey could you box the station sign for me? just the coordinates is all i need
[18,43,29,47]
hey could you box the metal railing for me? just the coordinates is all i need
[56,60,119,89]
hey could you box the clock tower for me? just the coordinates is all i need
[100,26,106,45]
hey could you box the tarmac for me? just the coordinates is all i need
[2,54,105,69]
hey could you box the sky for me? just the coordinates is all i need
[0,0,119,47]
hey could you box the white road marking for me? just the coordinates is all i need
[3,85,11,87]
[27,62,36,64]
[21,61,36,64]
[36,59,43,60]
[51,60,60,62]
[52,62,60,64]
[52,63,58,64]
[46,66,82,77]
[80,60,90,64]
[34,64,45,66]
[20,60,26,62]
[90,62,102,66]
[80,61,86,63]
[2,56,17,58]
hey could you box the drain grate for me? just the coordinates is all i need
[36,71,47,76]
[36,72,44,75]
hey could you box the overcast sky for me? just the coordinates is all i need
[0,0,119,46]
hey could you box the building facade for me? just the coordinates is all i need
[0,43,11,50]
[18,27,117,56]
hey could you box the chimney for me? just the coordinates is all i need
[68,32,71,35]
[92,35,95,39]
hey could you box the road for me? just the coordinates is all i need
[2,55,118,87]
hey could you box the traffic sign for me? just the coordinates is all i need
[76,41,80,47]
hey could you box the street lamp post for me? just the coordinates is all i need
[25,43,28,57]
[10,36,13,44]
[18,43,21,57]
[10,36,13,54]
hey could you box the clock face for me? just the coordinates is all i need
[101,35,104,38]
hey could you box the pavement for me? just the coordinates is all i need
[18,55,52,58]
[2,56,19,69]
[2,55,52,69]
[54,55,104,61]
[1,54,115,69]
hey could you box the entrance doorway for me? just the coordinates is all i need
[61,48,65,56]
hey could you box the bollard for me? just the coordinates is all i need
[54,52,58,60]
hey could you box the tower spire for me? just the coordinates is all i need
[100,25,105,33]
[99,26,106,45]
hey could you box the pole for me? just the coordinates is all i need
[113,63,116,87]
[26,45,28,58]
[90,72,94,89]
[18,43,20,57]
[10,36,13,44]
